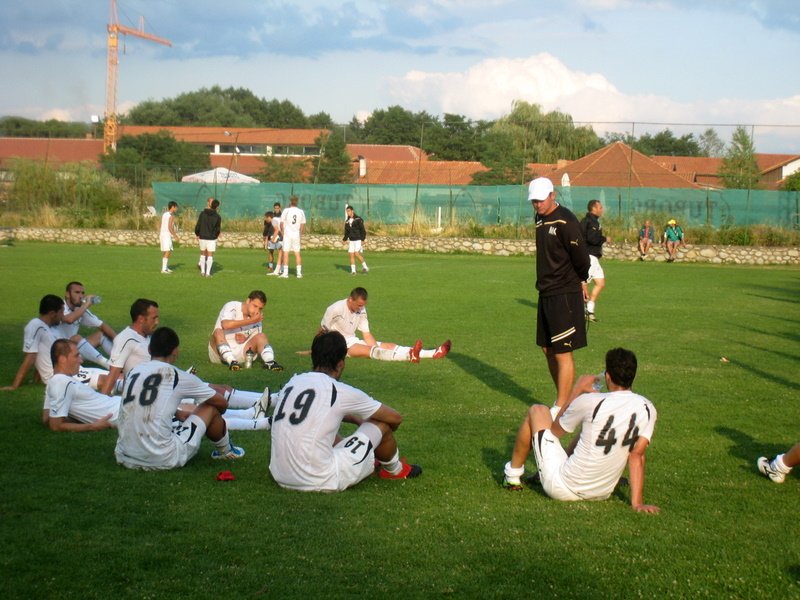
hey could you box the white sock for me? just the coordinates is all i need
[100,335,113,354]
[297,265,302,276]
[362,262,368,270]
[379,450,402,475]
[224,389,261,408]
[162,258,168,271]
[205,257,214,275]
[213,429,232,452]
[774,454,792,474]
[223,417,271,431]
[217,344,235,365]
[369,345,411,361]
[504,461,525,484]
[260,345,275,363]
[351,264,356,273]
[419,349,435,359]
[224,407,257,419]
[77,339,109,368]
[586,300,595,313]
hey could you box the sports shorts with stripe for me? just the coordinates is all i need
[536,291,587,353]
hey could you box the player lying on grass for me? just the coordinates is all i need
[319,287,450,363]
[269,331,421,492]
[503,347,660,514]
[115,327,245,470]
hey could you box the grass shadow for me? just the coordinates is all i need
[714,426,787,475]
[447,351,535,406]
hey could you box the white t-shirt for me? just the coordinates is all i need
[558,390,657,500]
[52,301,104,339]
[115,360,215,470]
[213,301,262,345]
[109,326,150,376]
[269,371,382,491]
[44,373,120,425]
[271,214,282,239]
[281,206,306,237]
[321,299,370,340]
[160,211,173,237]
[23,317,57,383]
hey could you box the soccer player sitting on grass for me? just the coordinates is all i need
[3,294,65,391]
[52,281,117,369]
[208,290,283,371]
[115,327,245,471]
[503,347,660,514]
[269,331,421,492]
[319,287,450,363]
[43,338,119,432]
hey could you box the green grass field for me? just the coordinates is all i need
[1,242,798,599]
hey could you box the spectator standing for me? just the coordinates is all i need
[195,198,221,277]
[343,205,369,275]
[580,199,607,322]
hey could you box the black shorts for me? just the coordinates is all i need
[536,291,587,353]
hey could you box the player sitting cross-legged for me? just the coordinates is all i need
[269,330,421,492]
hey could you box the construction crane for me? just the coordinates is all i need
[104,0,171,153]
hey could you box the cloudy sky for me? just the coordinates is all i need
[2,0,799,152]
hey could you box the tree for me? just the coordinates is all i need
[307,112,335,129]
[719,126,761,189]
[257,156,309,183]
[471,101,600,184]
[0,116,90,138]
[424,114,486,161]
[313,129,352,184]
[779,170,800,192]
[635,129,701,156]
[361,106,434,146]
[100,131,210,187]
[698,128,726,158]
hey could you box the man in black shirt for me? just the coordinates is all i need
[529,177,591,415]
[580,199,607,322]
[195,198,221,277]
[343,205,369,275]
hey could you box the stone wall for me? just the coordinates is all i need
[2,227,798,265]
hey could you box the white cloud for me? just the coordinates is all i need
[386,54,800,151]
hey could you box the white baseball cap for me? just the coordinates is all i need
[528,177,554,201]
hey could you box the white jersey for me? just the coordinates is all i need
[44,373,120,425]
[558,390,657,500]
[115,360,215,470]
[269,371,382,491]
[52,301,104,339]
[271,214,282,239]
[213,300,262,344]
[321,299,369,339]
[281,206,306,237]
[160,211,173,236]
[23,317,56,383]
[108,326,150,377]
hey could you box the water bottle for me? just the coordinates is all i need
[92,295,102,305]
[592,371,606,392]
[244,350,255,369]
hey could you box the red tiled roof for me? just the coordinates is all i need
[117,125,326,145]
[0,137,103,168]
[354,160,487,185]
[346,144,427,162]
[547,142,702,189]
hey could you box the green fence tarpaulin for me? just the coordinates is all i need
[153,182,800,229]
